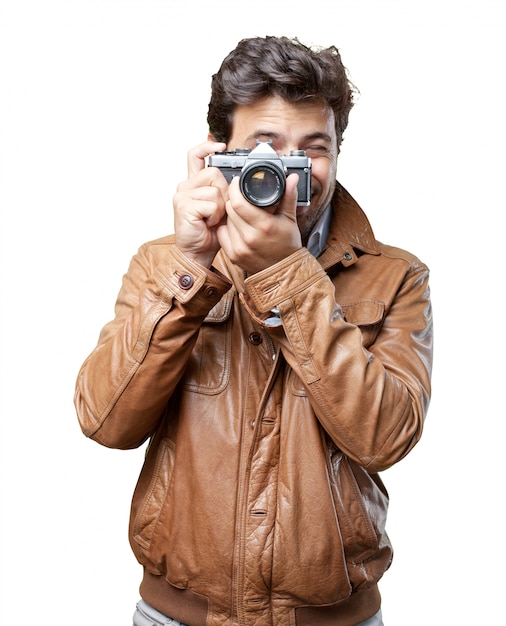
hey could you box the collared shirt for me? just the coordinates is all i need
[306,203,332,258]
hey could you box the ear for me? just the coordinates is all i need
[208,132,217,142]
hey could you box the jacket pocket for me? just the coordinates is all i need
[182,293,233,394]
[132,437,175,555]
[341,299,385,348]
[328,446,392,590]
[288,299,386,396]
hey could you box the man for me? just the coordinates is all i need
[75,36,433,626]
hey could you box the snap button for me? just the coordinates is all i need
[343,252,353,261]
[248,332,263,346]
[178,274,194,290]
[204,286,217,298]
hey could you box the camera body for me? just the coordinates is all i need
[209,141,311,208]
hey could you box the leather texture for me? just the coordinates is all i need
[75,183,433,625]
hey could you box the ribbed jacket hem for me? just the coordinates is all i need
[140,569,381,626]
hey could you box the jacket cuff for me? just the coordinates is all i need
[244,248,326,314]
[155,243,232,309]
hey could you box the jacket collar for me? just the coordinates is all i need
[317,182,380,270]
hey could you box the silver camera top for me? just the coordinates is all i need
[209,141,312,208]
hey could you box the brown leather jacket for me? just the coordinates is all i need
[75,183,433,626]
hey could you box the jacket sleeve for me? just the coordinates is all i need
[242,247,433,473]
[74,237,232,450]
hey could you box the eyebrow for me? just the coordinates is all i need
[246,131,333,143]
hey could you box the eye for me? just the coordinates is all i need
[305,145,330,157]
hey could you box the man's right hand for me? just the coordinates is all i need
[173,141,228,268]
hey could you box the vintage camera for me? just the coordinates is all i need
[208,141,311,208]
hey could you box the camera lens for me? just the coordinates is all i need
[240,163,285,207]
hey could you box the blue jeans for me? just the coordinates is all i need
[133,600,187,625]
[132,600,383,626]
[359,610,383,626]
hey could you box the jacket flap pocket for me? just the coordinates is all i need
[341,299,385,326]
[204,291,234,323]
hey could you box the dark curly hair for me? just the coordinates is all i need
[207,36,357,148]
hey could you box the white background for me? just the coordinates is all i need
[1,0,505,624]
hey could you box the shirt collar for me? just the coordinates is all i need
[306,203,332,258]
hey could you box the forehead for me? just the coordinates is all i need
[229,96,336,145]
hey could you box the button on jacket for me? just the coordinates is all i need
[75,183,433,626]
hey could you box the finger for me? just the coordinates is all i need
[187,141,227,178]
[189,187,228,227]
[177,168,229,196]
[276,173,299,219]
[174,186,227,226]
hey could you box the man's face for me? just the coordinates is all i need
[225,96,338,244]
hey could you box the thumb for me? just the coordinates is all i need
[277,173,299,219]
